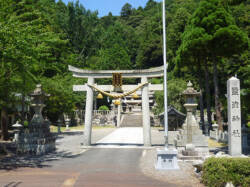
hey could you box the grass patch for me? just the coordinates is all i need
[208,138,227,148]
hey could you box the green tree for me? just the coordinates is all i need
[92,21,132,70]
[176,26,213,130]
[154,78,187,114]
[121,3,133,18]
[0,0,69,139]
[41,74,84,123]
[187,0,248,130]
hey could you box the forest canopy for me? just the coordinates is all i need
[0,0,249,139]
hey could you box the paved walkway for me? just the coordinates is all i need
[0,128,204,187]
[0,148,174,187]
[96,127,143,145]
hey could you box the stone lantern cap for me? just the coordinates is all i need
[12,121,23,128]
[183,81,200,97]
[30,84,50,97]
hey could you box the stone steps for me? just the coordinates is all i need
[120,114,142,127]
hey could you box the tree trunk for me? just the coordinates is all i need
[21,94,25,124]
[198,63,205,132]
[204,60,212,133]
[1,108,9,141]
[213,60,223,131]
[21,75,26,124]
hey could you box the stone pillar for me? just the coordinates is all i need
[227,77,242,156]
[141,77,151,146]
[186,107,195,143]
[84,77,94,146]
[117,99,121,127]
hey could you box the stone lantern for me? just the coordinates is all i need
[16,84,55,155]
[174,81,208,156]
[183,81,200,105]
[29,84,49,124]
[183,81,200,144]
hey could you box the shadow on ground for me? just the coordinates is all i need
[209,146,228,154]
[0,150,83,171]
[0,132,84,171]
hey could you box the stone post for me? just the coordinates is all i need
[141,77,151,146]
[57,119,62,133]
[12,121,23,142]
[84,77,94,146]
[65,118,70,131]
[227,77,242,156]
[117,99,121,127]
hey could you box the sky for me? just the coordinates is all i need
[61,0,162,17]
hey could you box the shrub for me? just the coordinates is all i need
[23,120,29,127]
[247,121,250,128]
[98,105,109,111]
[202,157,250,187]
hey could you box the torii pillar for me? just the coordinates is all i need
[84,77,94,146]
[141,76,151,146]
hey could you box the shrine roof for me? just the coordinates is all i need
[159,106,186,118]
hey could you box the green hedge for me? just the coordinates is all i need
[202,157,250,187]
[98,105,109,111]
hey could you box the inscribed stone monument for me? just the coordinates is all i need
[227,77,242,156]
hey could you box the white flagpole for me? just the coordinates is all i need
[162,0,168,148]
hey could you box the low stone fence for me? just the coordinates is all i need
[92,110,116,126]
[209,124,228,143]
[209,129,228,143]
[168,131,179,146]
[210,124,250,154]
[242,125,250,154]
[72,110,116,126]
[93,110,114,116]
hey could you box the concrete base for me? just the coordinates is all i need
[155,148,179,170]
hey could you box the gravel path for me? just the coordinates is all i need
[139,149,204,187]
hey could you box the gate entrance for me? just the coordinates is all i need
[69,65,164,146]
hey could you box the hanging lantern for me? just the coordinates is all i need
[114,99,121,105]
[97,92,103,99]
[132,92,139,99]
[112,73,123,92]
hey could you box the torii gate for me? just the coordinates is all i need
[69,65,164,146]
